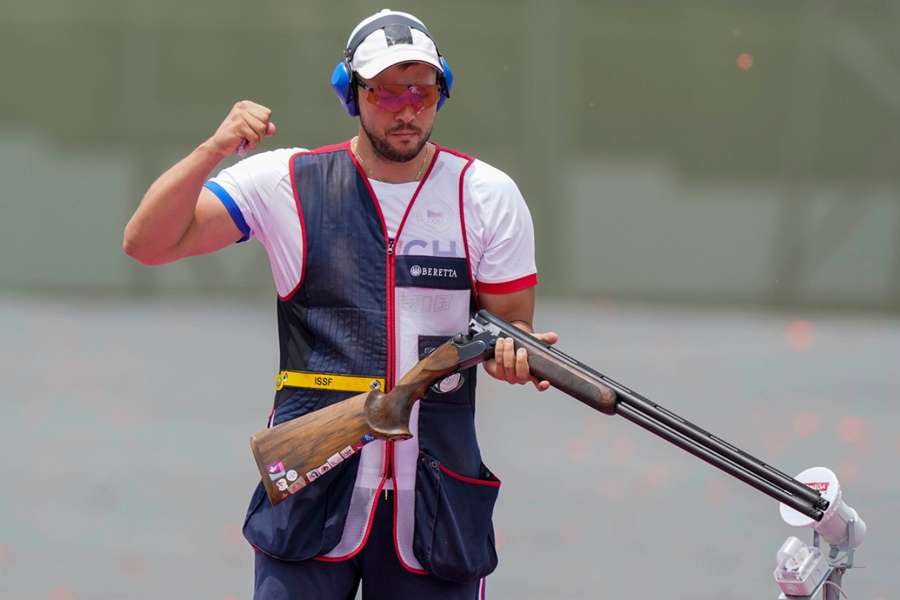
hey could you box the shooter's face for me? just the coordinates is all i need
[358,62,438,162]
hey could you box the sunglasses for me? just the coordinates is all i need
[357,81,441,113]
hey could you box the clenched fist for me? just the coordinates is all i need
[206,100,277,158]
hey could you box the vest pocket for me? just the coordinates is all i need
[413,451,500,582]
[242,453,359,560]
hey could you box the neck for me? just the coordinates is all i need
[353,133,432,184]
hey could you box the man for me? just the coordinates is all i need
[123,9,555,599]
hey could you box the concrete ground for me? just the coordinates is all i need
[1,296,897,600]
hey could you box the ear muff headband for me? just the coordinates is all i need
[330,15,453,116]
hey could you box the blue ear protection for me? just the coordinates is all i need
[330,14,453,117]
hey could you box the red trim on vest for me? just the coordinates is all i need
[280,143,354,301]
[455,153,478,304]
[393,147,440,239]
[280,150,312,301]
[345,141,391,248]
[393,488,429,575]
[439,464,502,487]
[308,140,352,155]
[314,478,387,563]
[347,142,442,566]
[437,145,477,162]
[346,144,396,543]
[477,273,538,295]
[434,144,478,304]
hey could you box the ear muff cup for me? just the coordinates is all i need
[330,60,359,116]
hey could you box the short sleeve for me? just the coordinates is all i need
[464,160,538,295]
[205,148,301,242]
[205,147,307,297]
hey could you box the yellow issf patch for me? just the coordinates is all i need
[275,370,384,393]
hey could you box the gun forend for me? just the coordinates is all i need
[469,310,618,415]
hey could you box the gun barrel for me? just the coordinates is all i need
[598,375,829,512]
[472,309,829,517]
[616,403,823,520]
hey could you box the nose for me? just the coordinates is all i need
[394,104,419,123]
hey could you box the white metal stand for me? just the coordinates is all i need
[777,520,858,600]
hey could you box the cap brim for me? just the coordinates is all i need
[354,48,443,80]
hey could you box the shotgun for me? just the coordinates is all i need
[250,310,828,521]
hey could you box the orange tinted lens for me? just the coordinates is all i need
[363,84,440,112]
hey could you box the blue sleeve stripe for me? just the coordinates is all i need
[204,180,251,242]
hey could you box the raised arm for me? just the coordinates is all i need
[122,100,276,265]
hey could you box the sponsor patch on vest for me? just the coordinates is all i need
[395,256,470,290]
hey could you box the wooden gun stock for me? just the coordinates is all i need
[250,337,493,505]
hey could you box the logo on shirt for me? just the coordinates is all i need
[409,265,458,279]
[414,203,451,233]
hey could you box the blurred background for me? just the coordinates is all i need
[2,1,898,599]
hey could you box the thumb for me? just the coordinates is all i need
[536,331,559,345]
[266,121,277,137]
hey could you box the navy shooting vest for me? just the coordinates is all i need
[242,141,500,583]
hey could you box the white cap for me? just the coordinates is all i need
[347,10,443,80]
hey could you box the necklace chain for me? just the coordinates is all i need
[352,137,430,182]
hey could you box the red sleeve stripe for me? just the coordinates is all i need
[476,273,538,295]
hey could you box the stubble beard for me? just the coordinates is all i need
[360,118,433,163]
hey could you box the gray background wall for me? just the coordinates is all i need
[3,0,900,310]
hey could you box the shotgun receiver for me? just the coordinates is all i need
[250,310,828,522]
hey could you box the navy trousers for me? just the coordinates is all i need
[253,492,486,600]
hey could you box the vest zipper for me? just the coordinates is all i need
[385,237,396,498]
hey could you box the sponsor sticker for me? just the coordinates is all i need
[306,470,319,481]
[267,461,286,481]
[340,446,355,459]
[286,470,298,482]
[276,478,288,492]
[288,481,305,494]
[327,453,344,468]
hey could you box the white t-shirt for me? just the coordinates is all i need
[206,146,538,297]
